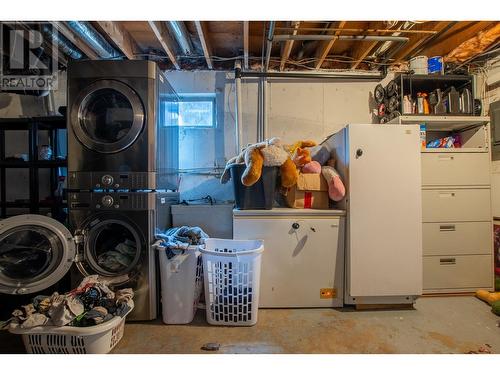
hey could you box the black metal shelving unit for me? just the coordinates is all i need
[0,116,67,218]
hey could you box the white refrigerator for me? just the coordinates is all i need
[326,124,422,305]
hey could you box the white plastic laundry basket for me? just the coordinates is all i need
[199,238,264,326]
[158,245,203,324]
[8,307,132,354]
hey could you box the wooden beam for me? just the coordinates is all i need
[243,21,249,70]
[95,21,140,60]
[351,40,379,69]
[279,21,300,71]
[194,21,213,69]
[148,21,180,70]
[391,21,451,63]
[50,21,99,60]
[314,21,346,70]
[420,21,496,58]
[351,21,395,70]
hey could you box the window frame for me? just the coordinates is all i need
[175,94,217,129]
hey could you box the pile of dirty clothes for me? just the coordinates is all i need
[97,238,137,272]
[154,226,208,259]
[8,275,134,329]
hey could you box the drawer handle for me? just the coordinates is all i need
[440,258,456,265]
[439,225,456,232]
[438,155,454,161]
[438,192,456,198]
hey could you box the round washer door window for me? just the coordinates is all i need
[0,215,75,295]
[71,80,145,154]
[84,219,142,277]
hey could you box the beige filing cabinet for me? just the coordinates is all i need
[390,115,495,293]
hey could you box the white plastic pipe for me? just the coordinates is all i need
[235,61,243,153]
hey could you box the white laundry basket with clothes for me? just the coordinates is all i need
[8,308,132,354]
[157,245,203,324]
[199,238,264,326]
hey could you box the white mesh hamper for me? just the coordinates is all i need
[199,239,264,326]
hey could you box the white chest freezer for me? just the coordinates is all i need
[233,208,345,308]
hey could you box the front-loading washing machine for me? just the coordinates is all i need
[67,60,179,191]
[0,191,179,321]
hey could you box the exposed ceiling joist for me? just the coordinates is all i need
[243,21,249,70]
[280,21,300,71]
[95,21,141,60]
[50,21,99,60]
[148,21,180,70]
[314,21,347,70]
[391,21,451,63]
[351,21,398,69]
[351,40,379,69]
[420,21,496,58]
[194,21,213,69]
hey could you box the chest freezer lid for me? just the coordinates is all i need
[0,214,76,295]
[233,208,346,217]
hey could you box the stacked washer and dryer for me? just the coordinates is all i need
[0,60,180,321]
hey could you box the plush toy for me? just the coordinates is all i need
[301,161,322,174]
[220,137,299,188]
[321,158,346,201]
[286,140,316,168]
[475,290,500,305]
[309,144,331,166]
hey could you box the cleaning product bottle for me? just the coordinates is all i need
[422,93,430,114]
[403,95,412,114]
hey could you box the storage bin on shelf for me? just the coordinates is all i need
[229,164,277,210]
[8,306,133,354]
[199,238,264,326]
[158,245,203,324]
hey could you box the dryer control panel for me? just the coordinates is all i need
[68,191,179,211]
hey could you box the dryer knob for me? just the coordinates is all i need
[101,195,114,207]
[101,175,114,186]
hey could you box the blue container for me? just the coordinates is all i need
[428,56,443,74]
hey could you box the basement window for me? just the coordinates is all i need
[173,95,216,128]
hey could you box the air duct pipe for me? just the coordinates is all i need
[41,24,83,60]
[66,21,120,59]
[235,61,243,153]
[166,21,194,56]
[239,70,386,81]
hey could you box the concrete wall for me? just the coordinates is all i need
[166,70,385,202]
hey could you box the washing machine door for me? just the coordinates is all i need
[0,215,76,295]
[71,79,145,154]
[76,216,143,285]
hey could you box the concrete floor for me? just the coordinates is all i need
[1,296,499,354]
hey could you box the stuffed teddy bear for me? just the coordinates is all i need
[220,137,300,188]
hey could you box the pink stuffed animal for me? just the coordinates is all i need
[301,161,321,174]
[321,160,345,201]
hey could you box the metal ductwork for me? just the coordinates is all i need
[166,21,195,56]
[41,24,83,60]
[66,21,121,59]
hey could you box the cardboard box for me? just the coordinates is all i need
[285,173,329,209]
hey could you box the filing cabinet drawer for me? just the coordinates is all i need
[422,152,490,186]
[422,188,491,222]
[423,222,492,256]
[423,255,493,290]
